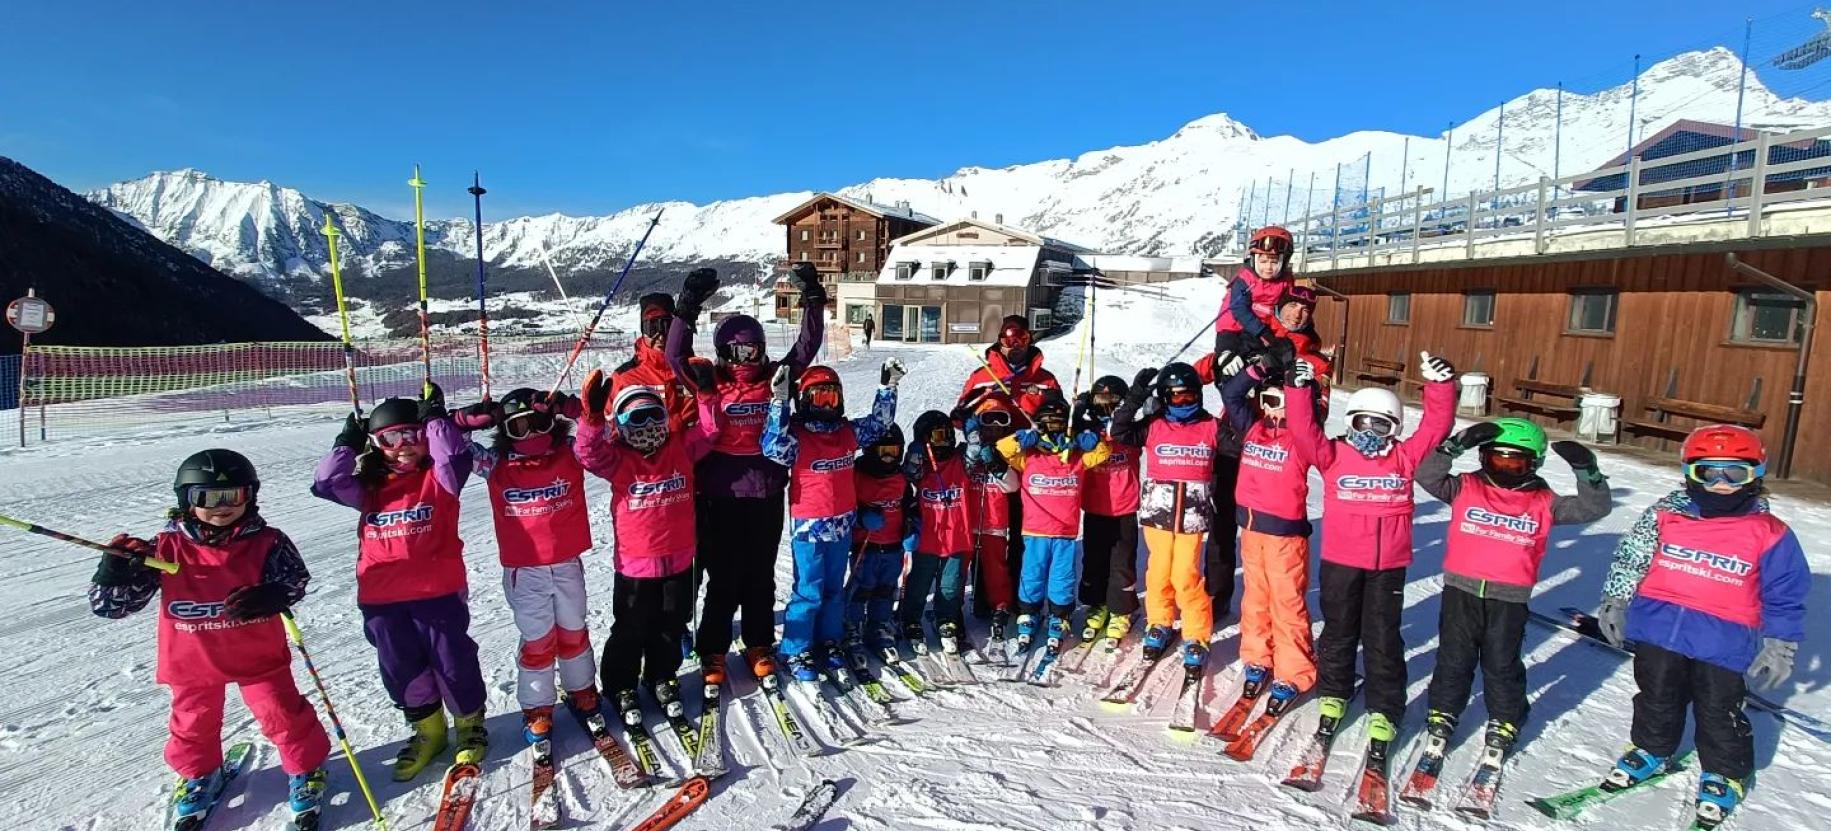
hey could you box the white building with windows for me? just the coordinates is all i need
[867,217,1093,344]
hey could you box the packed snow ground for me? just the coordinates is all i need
[2,278,1829,831]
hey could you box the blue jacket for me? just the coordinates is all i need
[1604,490,1809,673]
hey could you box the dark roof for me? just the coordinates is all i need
[1572,119,1830,192]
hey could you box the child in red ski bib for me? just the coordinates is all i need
[311,384,489,782]
[575,372,722,726]
[960,397,1021,639]
[900,410,980,654]
[848,424,915,654]
[91,450,330,826]
[454,387,605,747]
[1076,376,1142,646]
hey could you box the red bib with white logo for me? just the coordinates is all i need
[358,469,467,605]
[854,470,907,546]
[789,424,858,520]
[1083,440,1141,517]
[1143,417,1217,484]
[1018,450,1088,538]
[155,528,290,685]
[711,378,772,456]
[488,450,592,568]
[607,440,698,562]
[915,453,974,555]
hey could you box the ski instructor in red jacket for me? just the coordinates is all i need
[957,315,1061,427]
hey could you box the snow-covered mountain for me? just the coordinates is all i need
[88,47,1831,296]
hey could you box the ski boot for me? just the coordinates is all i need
[1694,772,1745,829]
[521,705,555,745]
[1264,680,1300,717]
[1080,606,1110,642]
[1483,719,1519,752]
[1181,641,1208,673]
[701,653,728,686]
[287,767,328,819]
[651,679,686,720]
[1103,610,1133,644]
[391,708,449,781]
[1316,696,1349,738]
[613,689,644,729]
[937,622,969,655]
[1013,613,1039,651]
[868,623,898,652]
[1366,712,1397,744]
[1141,625,1175,661]
[787,652,821,683]
[745,645,778,680]
[452,709,489,766]
[170,772,218,826]
[1603,746,1670,791]
[989,608,1012,643]
[566,687,601,718]
[1241,663,1271,699]
[1045,615,1072,651]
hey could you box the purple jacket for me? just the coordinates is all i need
[310,416,473,510]
[666,302,824,500]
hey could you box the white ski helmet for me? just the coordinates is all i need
[1345,387,1404,426]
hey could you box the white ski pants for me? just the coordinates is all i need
[503,558,597,709]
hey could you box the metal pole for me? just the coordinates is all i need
[1554,83,1564,202]
[1282,168,1294,225]
[1398,136,1410,202]
[1627,54,1642,156]
[1442,122,1454,206]
[1726,253,1814,479]
[1726,19,1754,211]
[1493,101,1505,211]
[1330,163,1343,268]
[468,173,491,400]
[1302,171,1316,243]
[16,331,26,448]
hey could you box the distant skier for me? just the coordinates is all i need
[1589,425,1806,830]
[1283,353,1456,749]
[862,314,876,345]
[452,388,604,748]
[1076,376,1142,646]
[664,263,825,687]
[1414,418,1612,754]
[90,450,330,828]
[900,410,980,653]
[574,370,722,725]
[311,385,490,781]
[763,360,903,680]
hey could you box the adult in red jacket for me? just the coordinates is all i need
[958,315,1061,426]
[609,292,698,431]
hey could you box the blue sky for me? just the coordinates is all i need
[1,1,1814,218]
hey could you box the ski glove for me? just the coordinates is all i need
[581,369,611,425]
[682,358,717,394]
[452,401,500,432]
[1215,350,1246,380]
[1289,358,1315,388]
[1551,440,1600,473]
[225,583,291,622]
[540,392,585,421]
[881,358,907,388]
[1075,430,1099,452]
[1597,596,1631,649]
[92,534,153,586]
[677,267,719,320]
[770,364,794,402]
[1446,422,1503,457]
[1419,351,1456,383]
[335,413,368,450]
[1136,395,1162,421]
[789,261,827,308]
[419,382,448,421]
[1015,429,1041,451]
[859,508,886,532]
[1747,638,1798,691]
[1129,368,1158,403]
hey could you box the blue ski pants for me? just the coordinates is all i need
[898,551,967,628]
[846,542,905,632]
[782,536,850,658]
[1018,535,1082,614]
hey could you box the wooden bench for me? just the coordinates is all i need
[1622,396,1766,442]
[1496,379,1583,421]
[1353,357,1405,388]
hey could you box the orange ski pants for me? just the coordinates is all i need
[1143,526,1212,645]
[1239,529,1316,691]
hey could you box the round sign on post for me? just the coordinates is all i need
[6,296,54,335]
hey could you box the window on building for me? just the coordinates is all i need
[1730,289,1806,345]
[1566,289,1618,334]
[894,262,915,280]
[958,231,979,239]
[1386,292,1411,324]
[799,229,809,241]
[856,251,867,263]
[856,230,867,241]
[969,262,991,281]
[931,263,951,281]
[845,304,870,324]
[1462,290,1495,327]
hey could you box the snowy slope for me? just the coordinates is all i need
[3,279,1831,830]
[89,47,1831,295]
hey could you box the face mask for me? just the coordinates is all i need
[1348,429,1392,457]
[1685,481,1759,518]
[511,433,557,457]
[1167,403,1201,422]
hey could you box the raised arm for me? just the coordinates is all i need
[573,420,625,481]
[1219,367,1261,435]
[426,416,473,497]
[851,385,898,448]
[1397,380,1458,466]
[1546,441,1613,526]
[684,388,723,462]
[261,530,312,607]
[310,446,366,510]
[1283,380,1336,470]
[785,295,826,372]
[1414,445,1462,505]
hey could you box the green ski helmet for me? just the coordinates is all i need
[1486,418,1548,459]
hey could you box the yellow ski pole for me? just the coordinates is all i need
[282,613,389,830]
[408,166,434,398]
[321,213,364,417]
[0,514,179,574]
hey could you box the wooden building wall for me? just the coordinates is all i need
[1307,244,1831,482]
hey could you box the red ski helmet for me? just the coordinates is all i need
[1681,424,1765,464]
[1249,226,1294,256]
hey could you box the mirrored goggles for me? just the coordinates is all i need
[641,314,670,340]
[1165,387,1199,407]
[184,484,253,509]
[1685,460,1764,486]
[615,405,667,429]
[1481,446,1535,476]
[976,409,1012,428]
[805,385,841,410]
[727,342,763,363]
[1349,413,1397,438]
[504,411,554,440]
[998,330,1032,350]
[371,425,427,449]
[1258,388,1286,410]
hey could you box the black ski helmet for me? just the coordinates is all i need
[1033,392,1071,432]
[1156,362,1204,405]
[173,449,260,506]
[911,409,956,448]
[859,423,907,476]
[366,398,421,434]
[1090,375,1129,399]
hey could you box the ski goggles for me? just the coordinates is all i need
[998,329,1032,350]
[640,314,670,340]
[615,405,667,430]
[1091,392,1122,411]
[975,409,1013,428]
[926,426,954,446]
[1684,459,1765,486]
[1349,413,1397,438]
[1164,387,1199,407]
[873,443,903,464]
[503,410,554,440]
[1258,388,1286,410]
[1481,446,1536,476]
[184,484,253,509]
[1036,415,1069,435]
[371,425,427,449]
[726,342,763,364]
[804,384,841,410]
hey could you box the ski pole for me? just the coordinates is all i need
[409,165,434,398]
[468,172,492,401]
[1069,276,1095,397]
[963,346,1014,397]
[1164,311,1223,366]
[321,213,364,417]
[0,514,179,574]
[548,209,665,397]
[281,613,390,830]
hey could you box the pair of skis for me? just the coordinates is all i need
[1278,693,1395,826]
[164,742,257,831]
[1395,733,1512,819]
[1527,750,1740,830]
